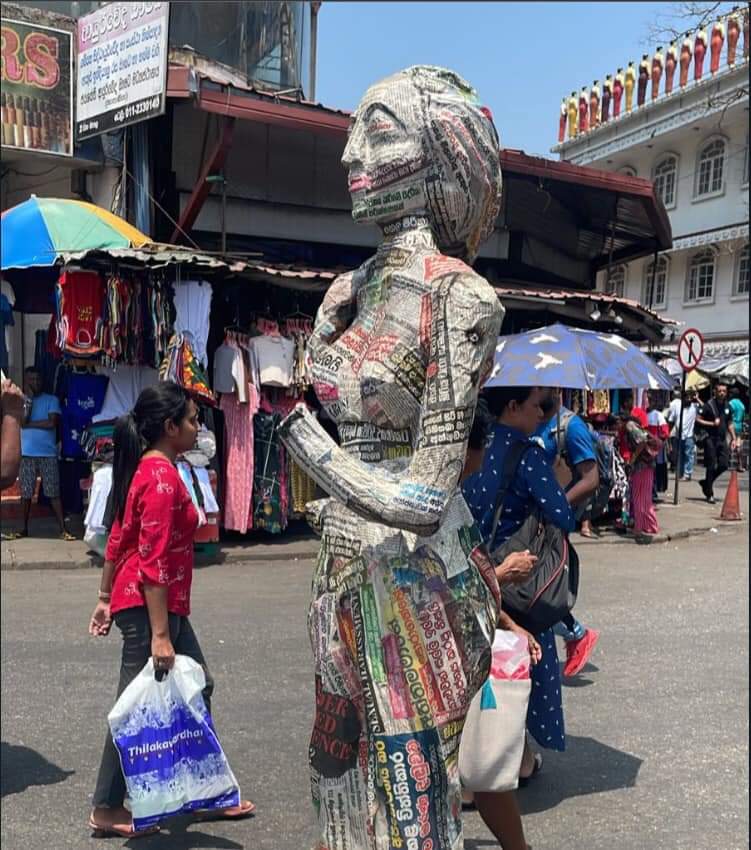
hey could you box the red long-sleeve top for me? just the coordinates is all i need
[106,456,198,616]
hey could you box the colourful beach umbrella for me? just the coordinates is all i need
[1,195,150,270]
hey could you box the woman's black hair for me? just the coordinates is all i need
[482,386,535,418]
[468,398,493,450]
[111,382,191,522]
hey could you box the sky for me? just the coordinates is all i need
[316,1,735,157]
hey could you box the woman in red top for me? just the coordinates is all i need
[87,382,253,838]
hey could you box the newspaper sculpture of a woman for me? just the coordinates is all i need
[278,66,504,850]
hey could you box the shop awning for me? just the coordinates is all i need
[167,61,351,137]
[493,284,678,345]
[166,57,672,286]
[498,150,672,270]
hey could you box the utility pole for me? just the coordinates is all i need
[309,1,322,102]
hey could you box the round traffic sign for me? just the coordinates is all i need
[677,327,704,372]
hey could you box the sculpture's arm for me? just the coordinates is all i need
[278,271,503,536]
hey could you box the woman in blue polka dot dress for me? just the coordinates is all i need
[463,385,575,780]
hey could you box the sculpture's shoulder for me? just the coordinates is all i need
[314,262,372,340]
[425,254,503,323]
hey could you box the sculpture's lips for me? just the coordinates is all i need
[348,174,372,192]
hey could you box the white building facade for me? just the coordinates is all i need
[553,62,749,356]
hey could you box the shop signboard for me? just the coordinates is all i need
[0,17,73,156]
[76,2,169,141]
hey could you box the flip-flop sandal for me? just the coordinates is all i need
[61,531,76,542]
[88,817,160,838]
[2,531,26,541]
[194,800,256,821]
[518,752,543,787]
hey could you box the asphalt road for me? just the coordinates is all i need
[1,525,748,850]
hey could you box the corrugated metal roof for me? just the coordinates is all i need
[494,285,678,324]
[57,243,250,271]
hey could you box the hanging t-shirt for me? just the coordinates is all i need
[249,335,295,387]
[213,342,247,402]
[173,280,212,367]
[61,372,109,458]
[57,269,103,357]
[93,365,159,423]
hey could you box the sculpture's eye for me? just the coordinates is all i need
[466,329,481,344]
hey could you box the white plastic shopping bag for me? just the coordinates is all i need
[108,654,240,831]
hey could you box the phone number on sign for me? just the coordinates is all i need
[113,96,161,124]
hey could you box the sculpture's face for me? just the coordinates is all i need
[342,65,502,262]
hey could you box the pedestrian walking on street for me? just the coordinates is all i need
[460,399,537,850]
[666,390,682,473]
[464,386,576,793]
[623,408,659,539]
[728,388,746,471]
[696,383,738,503]
[87,382,254,838]
[666,389,699,480]
[646,393,670,499]
[532,388,600,678]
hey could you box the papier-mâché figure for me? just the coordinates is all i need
[278,66,505,850]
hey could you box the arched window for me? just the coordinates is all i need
[695,138,725,197]
[605,264,626,297]
[652,155,678,208]
[735,243,749,296]
[643,256,668,309]
[685,250,716,303]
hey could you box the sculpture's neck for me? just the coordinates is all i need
[378,215,438,253]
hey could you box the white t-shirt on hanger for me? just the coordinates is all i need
[173,280,212,367]
[93,365,159,422]
[249,335,295,388]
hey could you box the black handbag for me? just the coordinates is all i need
[489,442,579,634]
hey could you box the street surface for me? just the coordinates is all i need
[1,525,748,850]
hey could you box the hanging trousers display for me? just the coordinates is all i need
[219,393,257,534]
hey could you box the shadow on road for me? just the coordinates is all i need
[518,735,643,815]
[124,815,247,849]
[0,741,74,797]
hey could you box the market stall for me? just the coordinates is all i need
[0,199,241,551]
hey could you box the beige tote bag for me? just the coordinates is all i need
[459,632,532,793]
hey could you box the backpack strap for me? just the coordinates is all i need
[555,410,576,458]
[489,440,533,548]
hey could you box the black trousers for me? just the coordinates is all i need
[92,607,213,809]
[703,438,730,497]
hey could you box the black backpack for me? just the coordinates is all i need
[489,441,579,634]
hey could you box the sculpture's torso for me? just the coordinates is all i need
[308,226,494,469]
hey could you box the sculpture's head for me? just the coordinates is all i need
[342,65,502,262]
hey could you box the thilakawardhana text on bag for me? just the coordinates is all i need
[108,655,240,831]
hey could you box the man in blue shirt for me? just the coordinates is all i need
[533,388,600,678]
[12,368,74,541]
[729,388,746,472]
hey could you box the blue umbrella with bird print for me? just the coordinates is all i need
[485,323,674,391]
